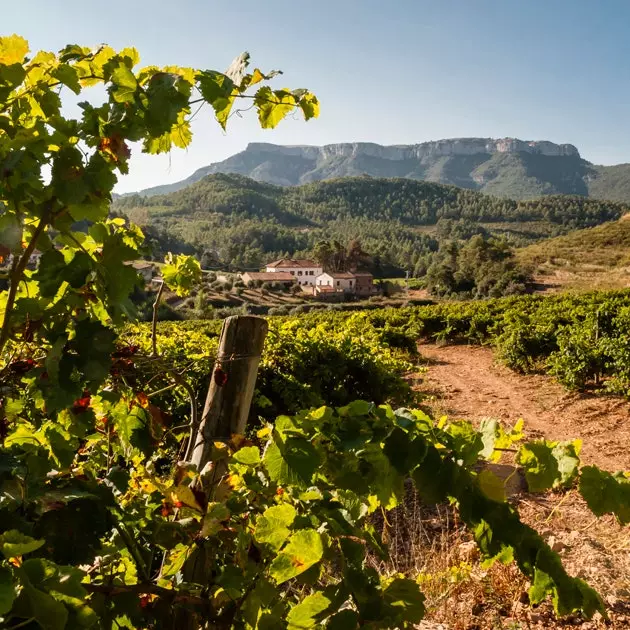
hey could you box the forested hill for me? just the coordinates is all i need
[113,174,630,271]
[130,139,630,202]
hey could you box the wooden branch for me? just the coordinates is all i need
[84,583,210,609]
[151,280,165,357]
[0,213,49,355]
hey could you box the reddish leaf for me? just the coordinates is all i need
[214,367,228,387]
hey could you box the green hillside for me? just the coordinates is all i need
[114,174,630,273]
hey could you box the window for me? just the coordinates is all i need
[350,281,353,286]
[336,281,340,287]
[290,271,295,275]
[298,271,303,276]
[309,270,314,276]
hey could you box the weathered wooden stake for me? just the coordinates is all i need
[189,314,268,472]
[176,316,268,629]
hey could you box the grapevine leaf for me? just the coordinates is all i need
[17,585,68,630]
[255,504,297,551]
[52,64,81,94]
[298,92,320,120]
[529,546,604,616]
[196,70,235,130]
[382,577,426,624]
[0,530,45,558]
[162,253,202,296]
[327,609,360,629]
[232,445,260,466]
[33,499,113,564]
[552,440,581,487]
[338,400,371,417]
[255,86,297,129]
[110,62,138,103]
[0,34,29,65]
[286,592,331,629]
[269,529,323,584]
[384,427,427,474]
[200,502,230,537]
[477,469,506,503]
[263,435,320,488]
[579,466,630,524]
[445,420,485,466]
[516,441,560,492]
[0,566,16,615]
[21,558,97,627]
[479,418,498,459]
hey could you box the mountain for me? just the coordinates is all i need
[132,138,630,202]
[114,173,630,272]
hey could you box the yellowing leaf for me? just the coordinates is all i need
[170,485,203,512]
[255,86,297,129]
[0,34,29,65]
[269,529,323,584]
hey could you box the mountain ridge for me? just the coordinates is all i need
[129,137,630,202]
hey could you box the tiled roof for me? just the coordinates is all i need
[324,272,356,279]
[243,272,295,281]
[266,258,319,269]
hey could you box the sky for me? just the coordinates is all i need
[4,0,630,192]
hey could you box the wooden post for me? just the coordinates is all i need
[189,315,268,472]
[175,316,268,629]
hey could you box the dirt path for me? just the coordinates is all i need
[417,342,630,472]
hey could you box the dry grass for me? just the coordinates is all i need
[367,481,630,629]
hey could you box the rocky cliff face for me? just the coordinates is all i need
[245,138,581,161]
[134,137,600,200]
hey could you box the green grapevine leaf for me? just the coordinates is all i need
[382,577,426,624]
[232,445,260,466]
[552,440,581,487]
[579,466,630,524]
[0,566,16,616]
[110,62,138,103]
[327,609,359,629]
[18,585,69,630]
[445,420,485,465]
[286,592,331,629]
[516,441,560,492]
[162,253,202,296]
[529,547,604,616]
[269,529,324,584]
[263,435,320,488]
[255,504,297,551]
[0,530,45,558]
[196,70,236,129]
[477,469,506,502]
[298,92,320,120]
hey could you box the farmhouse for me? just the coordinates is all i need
[241,271,296,286]
[353,272,376,296]
[315,272,356,293]
[265,258,323,287]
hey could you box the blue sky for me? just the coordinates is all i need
[5,0,630,191]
